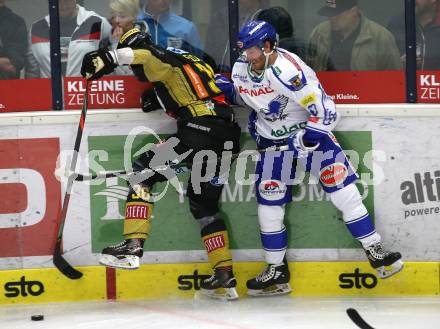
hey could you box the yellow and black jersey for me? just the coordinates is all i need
[119,30,229,120]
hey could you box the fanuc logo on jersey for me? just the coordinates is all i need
[339,268,378,289]
[4,276,45,298]
[177,270,211,290]
[238,86,274,97]
[401,170,440,219]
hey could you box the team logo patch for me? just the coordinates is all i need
[291,76,302,87]
[205,100,215,110]
[289,73,305,90]
[319,163,348,187]
[262,95,289,122]
[258,180,287,201]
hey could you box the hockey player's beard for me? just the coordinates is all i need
[248,52,272,81]
[251,65,264,75]
[247,62,264,82]
[249,57,265,72]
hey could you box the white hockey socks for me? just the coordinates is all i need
[258,204,287,264]
[330,184,381,248]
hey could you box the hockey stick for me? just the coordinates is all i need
[346,308,375,329]
[68,145,290,182]
[53,82,90,280]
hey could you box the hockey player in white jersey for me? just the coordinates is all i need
[216,20,403,296]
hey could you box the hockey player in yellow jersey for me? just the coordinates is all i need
[81,27,241,300]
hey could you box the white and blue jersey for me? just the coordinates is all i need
[227,46,381,265]
[232,48,338,141]
[231,48,358,205]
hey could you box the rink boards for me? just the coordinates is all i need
[0,261,438,304]
[1,107,440,305]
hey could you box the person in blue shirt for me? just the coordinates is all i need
[137,0,202,58]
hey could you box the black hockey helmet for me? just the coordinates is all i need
[256,7,294,39]
[117,27,152,50]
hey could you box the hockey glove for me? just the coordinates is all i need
[303,125,329,144]
[81,49,117,80]
[214,74,235,104]
[287,129,320,159]
[140,88,161,113]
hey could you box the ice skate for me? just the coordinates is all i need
[199,267,238,301]
[364,242,403,278]
[247,258,291,297]
[99,239,143,269]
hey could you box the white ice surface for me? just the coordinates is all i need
[1,297,439,329]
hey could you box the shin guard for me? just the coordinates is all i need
[123,186,154,240]
[201,219,233,270]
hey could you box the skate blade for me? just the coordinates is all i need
[377,260,404,279]
[247,283,292,297]
[99,254,140,270]
[196,287,239,301]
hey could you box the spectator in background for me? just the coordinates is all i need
[256,6,312,63]
[205,0,263,72]
[0,0,27,79]
[239,0,264,24]
[101,0,140,76]
[308,0,401,71]
[137,0,202,57]
[26,0,111,78]
[388,0,440,70]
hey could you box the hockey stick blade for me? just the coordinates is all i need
[53,240,83,279]
[346,308,375,329]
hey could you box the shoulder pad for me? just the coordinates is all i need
[271,51,307,91]
[277,50,303,74]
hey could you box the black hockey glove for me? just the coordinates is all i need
[140,88,161,113]
[81,48,117,80]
